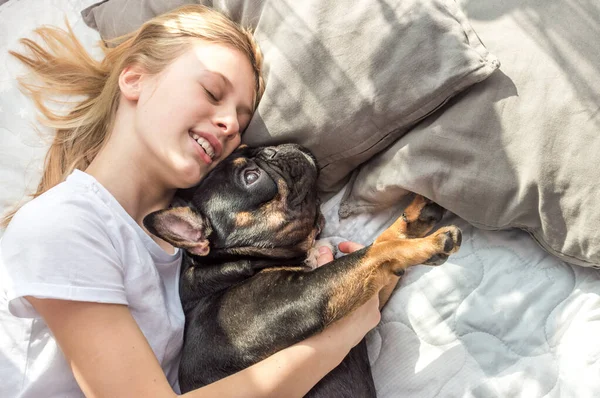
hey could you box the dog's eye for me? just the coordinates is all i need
[244,169,260,185]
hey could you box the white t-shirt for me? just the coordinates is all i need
[0,170,185,397]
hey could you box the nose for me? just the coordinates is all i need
[262,147,277,159]
[214,108,240,139]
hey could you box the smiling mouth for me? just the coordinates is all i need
[190,132,215,159]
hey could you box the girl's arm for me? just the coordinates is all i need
[199,294,380,397]
[27,290,379,398]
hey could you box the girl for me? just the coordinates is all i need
[0,5,380,398]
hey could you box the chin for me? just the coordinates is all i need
[175,167,207,189]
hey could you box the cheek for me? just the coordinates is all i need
[140,83,199,124]
[136,94,173,138]
[223,136,242,157]
[233,134,242,147]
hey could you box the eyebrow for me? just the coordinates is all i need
[211,71,254,117]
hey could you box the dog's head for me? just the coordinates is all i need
[143,144,323,259]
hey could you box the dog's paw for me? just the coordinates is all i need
[304,238,344,269]
[417,200,445,227]
[423,226,462,265]
[404,196,446,239]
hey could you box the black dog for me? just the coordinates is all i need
[144,144,461,396]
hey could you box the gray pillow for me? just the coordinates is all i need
[340,0,600,268]
[82,0,499,192]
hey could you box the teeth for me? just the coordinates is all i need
[190,133,215,159]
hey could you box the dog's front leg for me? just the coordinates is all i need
[322,225,461,325]
[218,224,460,361]
[373,194,447,308]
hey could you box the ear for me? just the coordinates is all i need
[143,207,212,256]
[119,64,146,101]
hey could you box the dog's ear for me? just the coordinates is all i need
[143,207,212,256]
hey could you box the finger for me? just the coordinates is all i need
[338,241,365,254]
[316,246,334,267]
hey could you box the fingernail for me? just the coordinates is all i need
[318,247,329,255]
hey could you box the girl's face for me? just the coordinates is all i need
[133,40,256,189]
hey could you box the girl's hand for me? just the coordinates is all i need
[315,240,365,266]
[322,295,381,349]
[338,241,365,255]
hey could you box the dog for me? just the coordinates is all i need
[143,144,462,396]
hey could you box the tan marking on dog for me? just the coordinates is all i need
[259,179,288,215]
[236,211,254,227]
[184,265,195,280]
[260,266,309,273]
[255,179,290,233]
[275,179,289,202]
[266,212,286,228]
[374,215,409,243]
[233,157,247,167]
[324,253,390,324]
[403,194,428,222]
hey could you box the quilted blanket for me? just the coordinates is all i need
[321,189,600,397]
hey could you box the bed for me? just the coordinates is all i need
[1,0,599,397]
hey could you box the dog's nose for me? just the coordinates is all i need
[262,147,278,159]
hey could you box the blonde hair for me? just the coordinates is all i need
[2,5,264,228]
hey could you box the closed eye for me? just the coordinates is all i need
[204,87,219,102]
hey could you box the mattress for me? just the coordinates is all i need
[1,1,600,397]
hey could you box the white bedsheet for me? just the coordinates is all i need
[1,1,600,397]
[321,188,600,397]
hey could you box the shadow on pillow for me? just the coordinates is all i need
[82,0,500,192]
